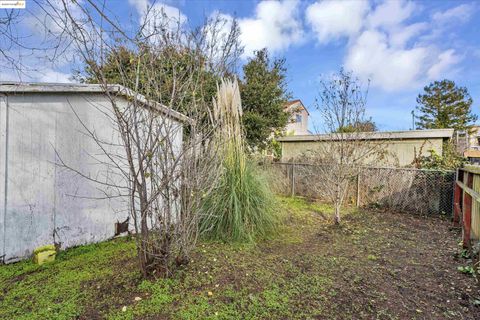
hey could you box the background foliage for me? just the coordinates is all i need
[77,45,219,120]
[240,48,290,151]
[415,79,476,132]
[412,141,465,170]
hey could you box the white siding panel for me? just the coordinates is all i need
[0,95,7,261]
[1,92,183,262]
[3,94,56,261]
[52,94,129,250]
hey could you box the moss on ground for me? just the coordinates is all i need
[0,237,137,320]
[1,196,479,319]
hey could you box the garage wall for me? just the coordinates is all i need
[0,92,183,263]
[281,138,444,167]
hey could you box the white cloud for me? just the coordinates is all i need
[432,3,475,24]
[205,11,235,45]
[0,70,22,82]
[3,1,84,82]
[36,70,72,83]
[304,0,438,90]
[388,22,427,48]
[128,0,148,13]
[0,68,72,83]
[25,0,82,36]
[201,12,240,64]
[21,0,102,70]
[306,0,369,43]
[345,30,428,91]
[238,0,303,57]
[305,0,464,91]
[128,0,187,34]
[367,0,416,29]
[427,49,461,80]
[473,49,480,60]
[342,1,435,90]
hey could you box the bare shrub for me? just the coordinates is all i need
[306,69,387,224]
[32,1,242,277]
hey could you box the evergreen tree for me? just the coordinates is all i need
[240,49,290,150]
[415,79,477,131]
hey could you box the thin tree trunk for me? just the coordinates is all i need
[334,182,342,224]
[334,203,341,224]
[139,188,150,277]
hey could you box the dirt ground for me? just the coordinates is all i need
[303,204,480,319]
[1,196,479,319]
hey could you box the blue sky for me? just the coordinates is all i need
[2,0,480,131]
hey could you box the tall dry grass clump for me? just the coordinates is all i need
[199,79,277,241]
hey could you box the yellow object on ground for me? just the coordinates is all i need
[33,244,56,265]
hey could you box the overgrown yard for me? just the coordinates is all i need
[1,197,479,319]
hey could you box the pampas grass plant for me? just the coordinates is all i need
[199,79,277,242]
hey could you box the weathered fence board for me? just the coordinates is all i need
[454,165,480,248]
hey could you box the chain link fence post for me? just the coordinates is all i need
[356,172,361,208]
[290,163,295,197]
[270,163,455,215]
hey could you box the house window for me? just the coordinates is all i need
[296,114,302,123]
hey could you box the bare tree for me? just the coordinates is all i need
[26,1,243,277]
[306,69,386,224]
[0,9,22,71]
[0,1,82,80]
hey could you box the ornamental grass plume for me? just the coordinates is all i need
[199,78,277,242]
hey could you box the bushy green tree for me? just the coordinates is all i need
[337,118,377,133]
[415,79,477,131]
[240,49,290,150]
[77,45,219,118]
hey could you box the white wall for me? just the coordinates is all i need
[285,102,309,135]
[0,92,183,262]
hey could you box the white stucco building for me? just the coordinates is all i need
[0,82,187,263]
[284,99,310,135]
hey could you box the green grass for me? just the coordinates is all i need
[108,279,176,320]
[0,237,137,320]
[1,196,471,319]
[1,197,327,320]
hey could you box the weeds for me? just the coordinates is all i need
[2,197,479,319]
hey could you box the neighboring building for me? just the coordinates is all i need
[278,129,454,167]
[456,126,480,164]
[284,99,310,135]
[0,82,187,263]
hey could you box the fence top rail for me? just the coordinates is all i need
[461,164,480,175]
[456,180,480,203]
[269,162,455,174]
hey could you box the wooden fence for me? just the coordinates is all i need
[454,165,480,248]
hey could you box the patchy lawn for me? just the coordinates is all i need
[1,197,479,319]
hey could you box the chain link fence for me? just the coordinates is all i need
[263,163,455,215]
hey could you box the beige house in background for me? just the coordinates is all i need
[278,129,454,167]
[284,100,310,135]
[456,126,480,163]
